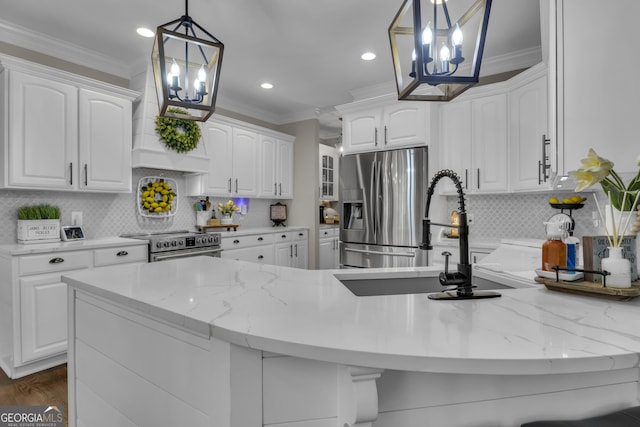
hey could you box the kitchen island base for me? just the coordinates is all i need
[68,289,640,427]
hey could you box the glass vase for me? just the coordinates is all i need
[602,246,631,288]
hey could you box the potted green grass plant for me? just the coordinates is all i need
[17,204,61,244]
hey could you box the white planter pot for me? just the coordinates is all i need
[17,219,61,244]
[602,246,632,288]
[220,215,233,225]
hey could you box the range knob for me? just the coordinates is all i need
[207,237,214,243]
[155,242,162,248]
[171,241,177,247]
[178,241,184,246]
[163,241,170,247]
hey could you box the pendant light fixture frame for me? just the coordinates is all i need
[389,0,492,102]
[152,0,224,122]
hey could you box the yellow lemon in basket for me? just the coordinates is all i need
[549,197,559,204]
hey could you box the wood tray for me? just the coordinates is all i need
[196,224,239,232]
[534,276,640,300]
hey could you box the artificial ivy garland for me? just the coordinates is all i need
[155,108,202,153]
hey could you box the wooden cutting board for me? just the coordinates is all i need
[534,276,640,300]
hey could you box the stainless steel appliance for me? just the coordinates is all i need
[121,230,222,262]
[340,147,428,268]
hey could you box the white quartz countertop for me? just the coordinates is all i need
[0,237,147,256]
[63,257,640,376]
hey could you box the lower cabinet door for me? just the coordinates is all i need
[20,273,71,363]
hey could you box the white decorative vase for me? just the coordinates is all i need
[602,246,631,288]
[196,211,210,226]
[605,205,638,236]
[220,215,233,225]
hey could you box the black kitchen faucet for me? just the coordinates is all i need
[421,169,501,300]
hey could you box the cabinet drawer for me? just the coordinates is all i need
[319,228,338,238]
[19,250,93,276]
[94,245,148,267]
[222,246,274,264]
[275,230,308,243]
[221,234,273,250]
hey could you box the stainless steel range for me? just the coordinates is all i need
[121,230,222,262]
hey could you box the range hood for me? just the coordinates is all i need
[129,64,209,173]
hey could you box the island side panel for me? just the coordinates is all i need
[67,290,262,427]
[374,368,640,427]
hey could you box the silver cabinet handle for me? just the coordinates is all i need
[84,164,88,186]
[274,183,278,195]
[257,237,263,241]
[374,128,378,146]
[281,234,287,239]
[344,247,415,258]
[465,169,468,190]
[228,178,232,193]
[116,251,128,256]
[477,168,480,190]
[235,178,238,193]
[258,255,264,260]
[540,134,551,184]
[69,163,73,185]
[295,243,298,257]
[290,244,293,258]
[384,125,388,145]
[49,257,65,264]
[279,183,282,196]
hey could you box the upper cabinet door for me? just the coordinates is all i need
[558,0,640,174]
[509,75,549,191]
[259,134,278,198]
[202,122,234,195]
[277,139,294,199]
[78,89,132,192]
[232,128,259,196]
[439,100,472,194]
[8,71,78,189]
[471,93,508,193]
[383,103,428,149]
[342,110,381,153]
[319,144,339,201]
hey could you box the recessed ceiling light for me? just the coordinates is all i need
[361,52,376,61]
[136,27,155,38]
[261,82,274,89]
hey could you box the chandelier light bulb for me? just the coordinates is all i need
[422,22,433,45]
[440,44,450,61]
[171,59,180,77]
[452,23,463,46]
[197,65,206,82]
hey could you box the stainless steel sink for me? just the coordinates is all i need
[335,273,513,297]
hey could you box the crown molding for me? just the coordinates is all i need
[0,19,131,79]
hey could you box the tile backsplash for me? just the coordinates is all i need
[446,191,611,241]
[0,168,278,244]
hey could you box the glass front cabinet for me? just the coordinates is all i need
[319,144,339,201]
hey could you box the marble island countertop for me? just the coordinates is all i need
[62,257,640,376]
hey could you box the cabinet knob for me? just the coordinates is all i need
[49,257,65,264]
[116,251,129,256]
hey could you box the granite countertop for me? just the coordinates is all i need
[0,237,147,256]
[63,256,640,376]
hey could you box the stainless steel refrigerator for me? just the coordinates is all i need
[339,147,428,268]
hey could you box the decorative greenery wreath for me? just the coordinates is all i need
[140,179,176,214]
[155,108,202,153]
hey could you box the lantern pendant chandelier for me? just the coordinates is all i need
[389,0,492,102]
[151,0,224,121]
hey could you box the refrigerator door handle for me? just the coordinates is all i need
[344,247,416,258]
[375,159,382,243]
[370,158,377,241]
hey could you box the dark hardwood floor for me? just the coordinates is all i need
[0,364,68,426]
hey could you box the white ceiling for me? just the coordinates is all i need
[0,0,541,138]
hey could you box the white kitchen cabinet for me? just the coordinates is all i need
[186,115,294,198]
[0,58,136,192]
[261,135,294,199]
[274,230,308,269]
[318,227,340,269]
[509,72,550,191]
[439,92,508,194]
[556,0,640,175]
[0,241,148,379]
[319,144,339,201]
[338,98,429,154]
